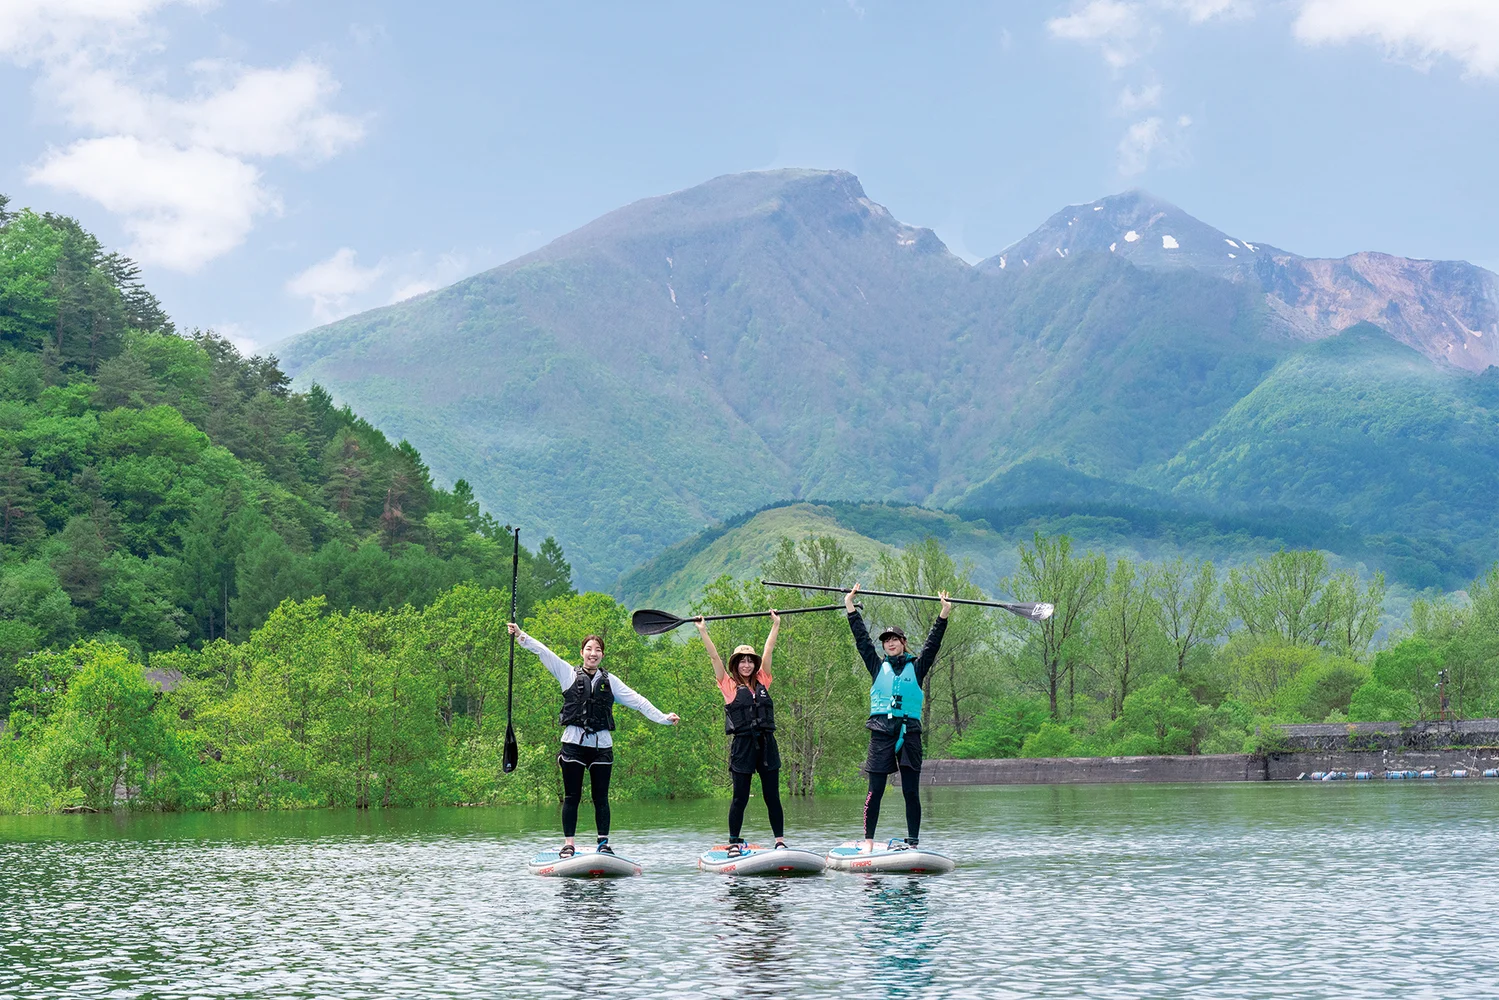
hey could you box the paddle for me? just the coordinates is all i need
[631,603,853,636]
[760,580,1055,621]
[502,528,520,774]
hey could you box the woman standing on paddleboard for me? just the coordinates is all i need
[507,623,679,857]
[695,610,787,856]
[844,584,950,853]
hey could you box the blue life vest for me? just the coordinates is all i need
[869,658,923,720]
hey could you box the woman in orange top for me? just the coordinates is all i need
[695,610,785,856]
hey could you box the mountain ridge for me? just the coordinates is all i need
[281,169,1499,589]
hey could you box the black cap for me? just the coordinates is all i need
[877,625,907,642]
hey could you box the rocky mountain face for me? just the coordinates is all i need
[982,191,1499,372]
[281,170,1499,590]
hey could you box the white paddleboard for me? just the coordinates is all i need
[698,845,826,875]
[527,848,642,878]
[825,841,955,874]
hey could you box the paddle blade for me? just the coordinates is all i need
[1011,602,1054,621]
[502,724,519,774]
[631,609,686,635]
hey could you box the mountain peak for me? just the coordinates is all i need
[978,190,1291,278]
[527,168,954,264]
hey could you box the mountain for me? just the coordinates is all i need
[281,170,1499,590]
[981,191,1499,372]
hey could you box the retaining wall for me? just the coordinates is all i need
[1278,718,1499,751]
[899,749,1499,786]
[897,754,1265,786]
[1265,748,1499,779]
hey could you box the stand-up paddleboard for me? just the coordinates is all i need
[698,845,826,875]
[825,841,955,874]
[528,848,642,878]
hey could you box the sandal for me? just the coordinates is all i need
[558,844,576,858]
[726,841,745,858]
[773,840,788,850]
[597,843,615,855]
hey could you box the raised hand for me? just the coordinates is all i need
[844,583,861,613]
[507,622,526,640]
[938,591,952,619]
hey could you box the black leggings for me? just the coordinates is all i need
[728,768,785,841]
[863,767,921,843]
[560,761,612,839]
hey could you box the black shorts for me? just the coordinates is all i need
[558,742,614,768]
[864,720,923,775]
[729,731,782,774]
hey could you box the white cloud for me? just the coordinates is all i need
[1118,82,1163,111]
[1118,117,1166,175]
[1161,0,1251,23]
[30,136,278,270]
[287,248,386,325]
[1116,114,1191,175]
[1048,0,1144,67]
[1293,0,1499,77]
[0,0,194,60]
[3,1,363,271]
[287,248,476,324]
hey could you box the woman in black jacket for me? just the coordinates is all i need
[844,583,950,853]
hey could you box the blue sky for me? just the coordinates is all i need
[3,1,1497,353]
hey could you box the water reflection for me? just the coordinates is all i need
[556,879,624,977]
[860,877,936,998]
[2,786,1497,1000]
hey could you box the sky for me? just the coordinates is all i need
[2,0,1498,354]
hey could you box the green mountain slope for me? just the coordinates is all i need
[1157,324,1499,586]
[0,198,573,704]
[617,496,1424,614]
[282,170,1289,587]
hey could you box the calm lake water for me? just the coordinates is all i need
[2,783,1496,999]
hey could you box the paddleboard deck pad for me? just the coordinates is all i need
[698,846,826,875]
[528,849,641,878]
[825,842,955,874]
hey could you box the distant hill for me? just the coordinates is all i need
[617,497,1426,614]
[281,170,1499,590]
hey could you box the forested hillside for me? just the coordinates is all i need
[281,169,1499,591]
[0,196,572,711]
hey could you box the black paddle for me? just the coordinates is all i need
[502,528,520,774]
[760,580,1054,621]
[631,603,853,636]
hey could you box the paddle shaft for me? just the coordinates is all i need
[761,580,1029,611]
[506,529,519,720]
[694,603,849,624]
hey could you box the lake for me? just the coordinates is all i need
[2,783,1495,999]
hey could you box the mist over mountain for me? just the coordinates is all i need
[281,170,1499,590]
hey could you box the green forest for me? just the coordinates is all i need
[2,196,1497,815]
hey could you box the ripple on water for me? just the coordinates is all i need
[1,783,1497,999]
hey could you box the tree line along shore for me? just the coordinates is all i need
[2,196,1497,814]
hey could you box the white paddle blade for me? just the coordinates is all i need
[1033,602,1055,620]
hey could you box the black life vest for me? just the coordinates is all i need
[724,681,775,735]
[559,669,616,734]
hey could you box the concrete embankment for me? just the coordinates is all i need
[904,747,1499,786]
[897,718,1499,786]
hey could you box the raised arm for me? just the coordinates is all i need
[844,583,883,678]
[609,674,679,724]
[694,617,728,682]
[507,622,575,688]
[760,609,780,681]
[913,592,952,683]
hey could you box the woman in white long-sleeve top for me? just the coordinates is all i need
[507,623,679,857]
